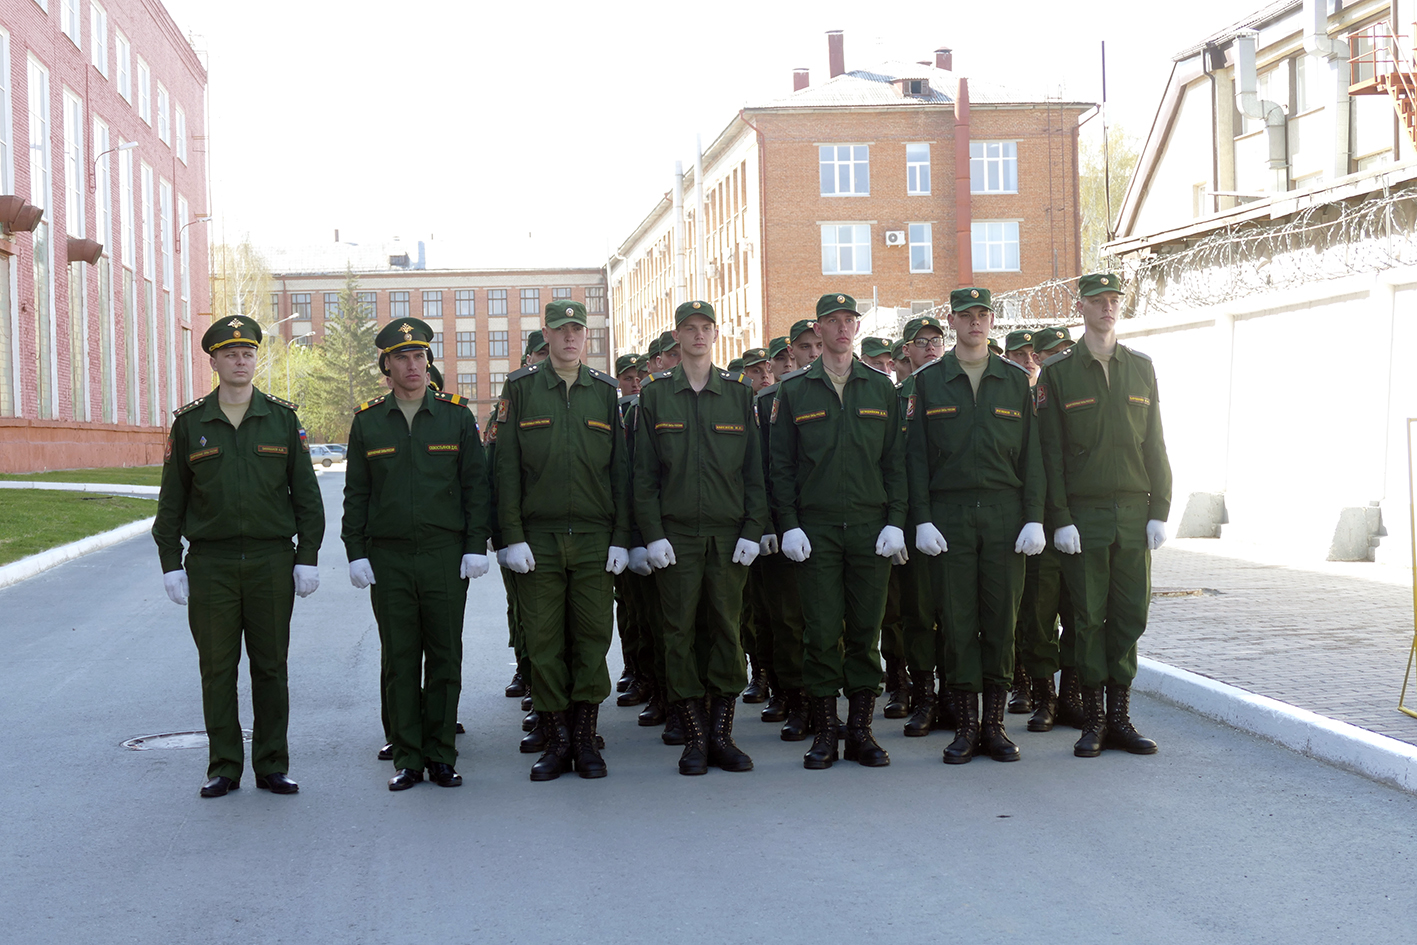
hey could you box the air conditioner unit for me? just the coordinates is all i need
[885,230,906,246]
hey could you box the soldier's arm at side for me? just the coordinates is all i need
[879,382,908,530]
[1020,383,1046,524]
[494,386,528,547]
[1035,367,1073,529]
[767,384,802,532]
[1143,371,1174,523]
[288,414,325,566]
[152,422,192,573]
[631,391,668,546]
[459,408,492,553]
[341,418,372,561]
[904,381,933,525]
[738,389,768,544]
[607,391,632,549]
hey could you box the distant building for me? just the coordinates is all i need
[0,0,210,473]
[609,31,1093,364]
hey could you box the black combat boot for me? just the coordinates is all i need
[1073,687,1107,758]
[520,711,548,753]
[677,699,709,776]
[802,695,839,770]
[638,679,667,726]
[1104,684,1158,754]
[780,688,810,741]
[843,691,890,767]
[661,699,686,745]
[571,701,608,778]
[933,673,957,730]
[617,667,648,707]
[979,684,1021,762]
[760,686,788,723]
[1027,674,1058,732]
[530,710,573,781]
[1007,663,1032,714]
[903,670,937,737]
[742,658,768,704]
[707,695,753,771]
[505,671,527,698]
[942,690,981,764]
[617,656,635,694]
[1057,667,1085,729]
[521,692,534,713]
[883,657,909,719]
[522,709,539,733]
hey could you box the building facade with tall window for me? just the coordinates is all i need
[0,0,209,473]
[609,32,1091,364]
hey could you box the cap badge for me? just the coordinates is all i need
[398,323,413,333]
[836,295,845,303]
[970,289,979,298]
[692,301,701,309]
[404,332,412,341]
[233,330,241,338]
[1100,276,1110,285]
[227,319,243,328]
[1023,333,1031,341]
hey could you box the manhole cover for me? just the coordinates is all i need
[1151,587,1221,598]
[121,730,252,750]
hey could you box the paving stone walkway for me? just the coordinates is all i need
[1144,538,1417,745]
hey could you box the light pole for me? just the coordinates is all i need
[286,330,315,401]
[89,140,138,193]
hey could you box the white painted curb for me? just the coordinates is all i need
[1135,656,1417,794]
[0,516,156,590]
[0,480,160,495]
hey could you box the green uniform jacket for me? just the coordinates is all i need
[485,405,505,550]
[620,394,644,547]
[494,362,632,548]
[905,351,1045,522]
[340,388,490,560]
[755,375,796,537]
[1036,340,1173,527]
[153,387,325,573]
[633,365,768,544]
[769,357,907,532]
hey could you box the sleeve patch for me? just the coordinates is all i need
[770,398,780,424]
[905,394,917,420]
[926,405,958,418]
[497,399,510,423]
[1034,383,1049,410]
[298,428,310,452]
[164,433,174,464]
[427,443,460,453]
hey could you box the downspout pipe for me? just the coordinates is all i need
[694,135,706,301]
[1234,29,1289,193]
[1302,0,1352,179]
[954,77,972,287]
[673,162,686,309]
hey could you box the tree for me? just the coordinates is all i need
[1079,124,1141,272]
[300,267,384,442]
[207,239,276,392]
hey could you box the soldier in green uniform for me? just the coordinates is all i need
[768,335,795,381]
[635,300,768,775]
[736,345,776,704]
[612,353,648,704]
[154,315,325,798]
[999,328,1041,715]
[652,331,682,373]
[859,335,895,377]
[908,288,1045,764]
[1036,273,1172,757]
[770,293,907,769]
[342,316,490,791]
[891,339,912,384]
[495,300,631,781]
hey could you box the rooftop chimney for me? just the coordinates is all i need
[936,47,952,71]
[793,67,810,91]
[827,30,845,78]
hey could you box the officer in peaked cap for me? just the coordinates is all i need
[153,314,325,798]
[342,315,491,791]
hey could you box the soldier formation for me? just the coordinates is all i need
[153,271,1171,796]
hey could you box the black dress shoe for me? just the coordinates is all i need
[255,772,299,794]
[426,761,463,787]
[377,742,394,761]
[456,721,466,735]
[199,775,239,797]
[505,672,528,698]
[388,768,423,791]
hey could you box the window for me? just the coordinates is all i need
[357,291,376,319]
[457,373,476,400]
[586,285,605,313]
[519,288,539,314]
[119,146,133,267]
[971,221,1020,272]
[908,223,932,273]
[970,141,1018,193]
[488,289,507,315]
[456,331,475,358]
[177,193,189,308]
[61,0,81,45]
[430,332,443,360]
[819,144,869,195]
[324,292,339,318]
[115,32,130,101]
[0,29,11,199]
[28,56,54,419]
[489,372,507,393]
[423,290,442,319]
[63,91,83,238]
[520,329,533,351]
[820,224,872,275]
[389,291,409,319]
[140,163,153,280]
[175,106,186,163]
[552,287,572,300]
[489,331,509,358]
[909,301,936,316]
[455,289,474,316]
[588,328,607,356]
[136,57,150,124]
[159,179,172,288]
[268,293,279,320]
[90,3,108,76]
[907,143,931,195]
[156,84,169,144]
[291,293,312,318]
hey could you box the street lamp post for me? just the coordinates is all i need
[287,330,315,401]
[89,140,138,193]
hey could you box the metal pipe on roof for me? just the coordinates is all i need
[1234,29,1289,194]
[1302,0,1351,180]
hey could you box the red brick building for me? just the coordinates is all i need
[0,0,210,472]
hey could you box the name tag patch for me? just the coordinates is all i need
[1063,397,1097,411]
[366,446,396,459]
[794,409,827,424]
[655,421,685,432]
[188,447,220,463]
[993,406,1023,420]
[427,443,459,453]
[519,417,552,430]
[926,405,958,418]
[713,423,745,434]
[256,444,288,456]
[857,408,888,420]
[586,419,612,433]
[1128,395,1151,407]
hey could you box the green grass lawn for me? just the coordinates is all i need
[0,465,164,486]
[0,491,156,566]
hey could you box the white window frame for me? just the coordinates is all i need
[115,31,130,101]
[971,220,1021,272]
[0,27,12,197]
[819,144,870,196]
[119,145,134,267]
[970,141,1019,194]
[90,3,108,76]
[63,90,84,239]
[159,178,173,289]
[136,56,150,124]
[906,143,931,195]
[156,83,169,144]
[908,223,932,273]
[28,55,56,419]
[175,105,186,163]
[177,195,190,308]
[820,223,872,275]
[61,0,81,46]
[140,162,154,281]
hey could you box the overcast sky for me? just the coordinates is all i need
[162,0,1246,269]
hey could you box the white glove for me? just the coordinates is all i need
[1014,522,1046,556]
[732,537,760,567]
[461,554,489,579]
[915,523,948,556]
[495,548,509,568]
[348,558,376,588]
[504,542,536,574]
[875,525,906,558]
[781,527,812,562]
[606,546,629,575]
[646,538,676,570]
[163,569,189,606]
[1146,519,1168,551]
[628,546,653,576]
[890,548,909,566]
[1054,525,1082,555]
[293,564,320,597]
[760,533,779,556]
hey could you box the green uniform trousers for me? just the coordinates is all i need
[745,558,776,686]
[798,522,890,698]
[932,495,1025,692]
[653,534,749,702]
[368,541,467,771]
[881,566,904,662]
[515,531,614,713]
[757,549,806,690]
[1059,497,1152,688]
[898,549,943,677]
[186,549,295,781]
[627,571,663,686]
[1016,547,1076,678]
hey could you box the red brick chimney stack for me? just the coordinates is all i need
[827,30,845,78]
[936,47,952,71]
[793,68,810,91]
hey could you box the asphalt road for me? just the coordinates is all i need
[1,472,1412,944]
